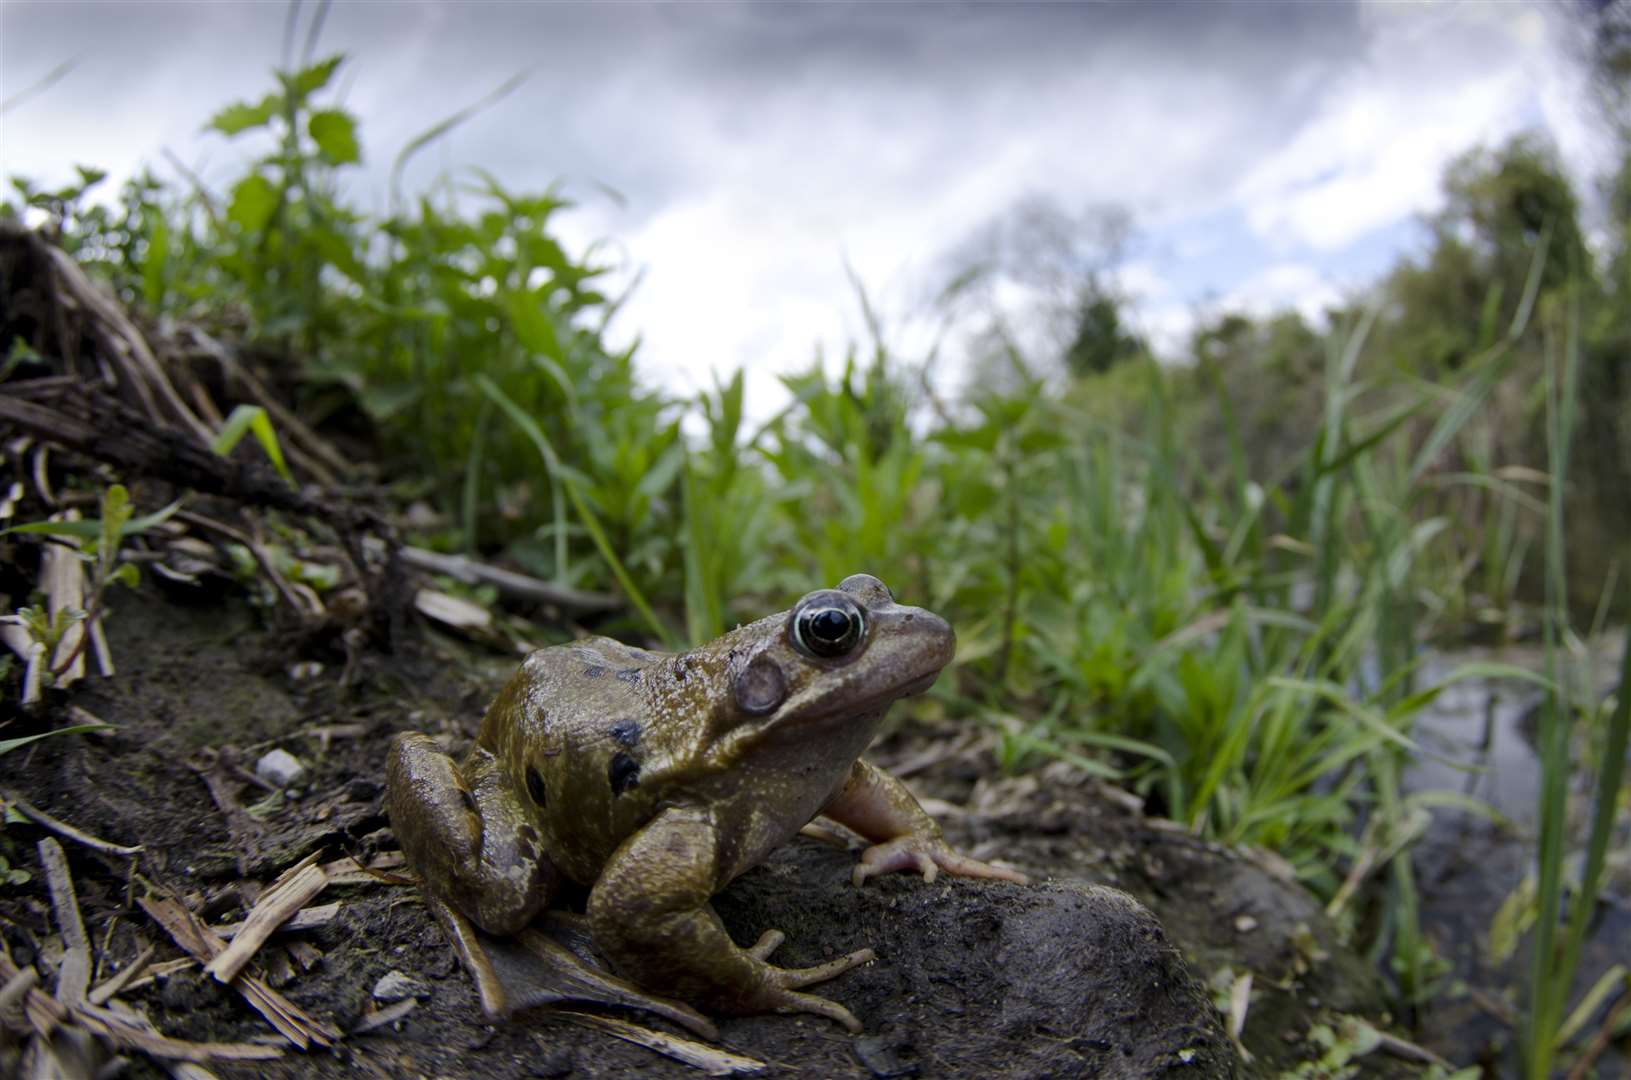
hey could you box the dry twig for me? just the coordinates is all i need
[0,789,143,858]
[137,895,338,1050]
[203,858,327,985]
[38,838,91,1006]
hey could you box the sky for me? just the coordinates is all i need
[0,1,1616,416]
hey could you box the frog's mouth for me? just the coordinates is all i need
[829,670,940,719]
[897,671,940,698]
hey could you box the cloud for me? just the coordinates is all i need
[1219,263,1345,326]
[1233,1,1564,254]
[0,0,1610,417]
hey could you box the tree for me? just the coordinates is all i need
[936,194,1144,391]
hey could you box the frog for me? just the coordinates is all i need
[386,573,1027,1035]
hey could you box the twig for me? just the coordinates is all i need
[350,998,415,1035]
[560,1010,766,1076]
[319,850,405,887]
[0,789,143,858]
[203,861,327,985]
[1564,991,1631,1080]
[185,327,349,484]
[174,510,319,619]
[37,838,91,1006]
[400,545,621,612]
[137,895,338,1050]
[40,513,87,687]
[214,901,340,939]
[1374,1030,1451,1068]
[0,963,38,1013]
[87,945,155,1007]
[29,228,214,445]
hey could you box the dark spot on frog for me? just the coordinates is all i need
[615,667,642,684]
[610,719,641,747]
[608,752,641,795]
[526,766,548,806]
[519,824,540,846]
[583,665,606,678]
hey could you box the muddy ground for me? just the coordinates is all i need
[0,573,1431,1079]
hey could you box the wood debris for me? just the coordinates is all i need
[0,877,281,1071]
[350,998,416,1035]
[40,510,89,687]
[137,894,338,1050]
[38,838,91,1006]
[203,857,327,984]
[87,945,155,1007]
[215,900,340,939]
[560,1010,766,1076]
[321,850,405,886]
[0,789,143,859]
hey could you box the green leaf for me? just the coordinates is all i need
[291,54,345,98]
[211,405,294,486]
[477,375,674,647]
[108,562,140,590]
[308,109,361,165]
[0,723,114,757]
[227,173,279,234]
[2,498,183,541]
[141,214,170,310]
[358,382,423,422]
[500,288,564,361]
[207,93,281,135]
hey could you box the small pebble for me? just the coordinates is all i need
[372,970,429,1003]
[255,749,307,788]
[1234,915,1258,933]
[854,1034,919,1078]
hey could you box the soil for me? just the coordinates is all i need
[0,578,1424,1079]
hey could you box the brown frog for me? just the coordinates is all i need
[387,573,1026,1034]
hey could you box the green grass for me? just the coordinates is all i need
[6,50,1628,1076]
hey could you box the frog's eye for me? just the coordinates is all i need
[790,593,866,660]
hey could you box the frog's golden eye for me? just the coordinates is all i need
[790,593,866,660]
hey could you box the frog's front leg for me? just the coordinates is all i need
[588,806,876,1032]
[821,759,1030,886]
[386,734,557,937]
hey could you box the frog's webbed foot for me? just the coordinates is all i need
[822,759,1031,887]
[740,930,874,1032]
[428,896,718,1040]
[852,835,1030,887]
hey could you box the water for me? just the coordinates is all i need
[1401,638,1629,1070]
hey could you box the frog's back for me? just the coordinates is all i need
[475,638,674,884]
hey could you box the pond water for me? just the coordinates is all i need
[1402,637,1629,1071]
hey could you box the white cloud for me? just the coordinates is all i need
[1219,263,1344,326]
[0,0,1611,421]
[1235,1,1560,253]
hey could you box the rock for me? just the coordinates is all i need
[713,841,1238,1079]
[255,748,306,788]
[373,969,429,1003]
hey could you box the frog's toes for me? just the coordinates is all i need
[746,929,786,960]
[769,987,866,1034]
[765,946,876,990]
[853,837,1030,886]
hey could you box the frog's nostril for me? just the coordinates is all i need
[904,614,914,622]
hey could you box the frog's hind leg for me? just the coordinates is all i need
[429,896,717,1038]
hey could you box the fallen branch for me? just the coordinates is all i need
[215,900,340,939]
[401,545,620,613]
[38,838,91,1006]
[0,790,142,858]
[203,860,327,984]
